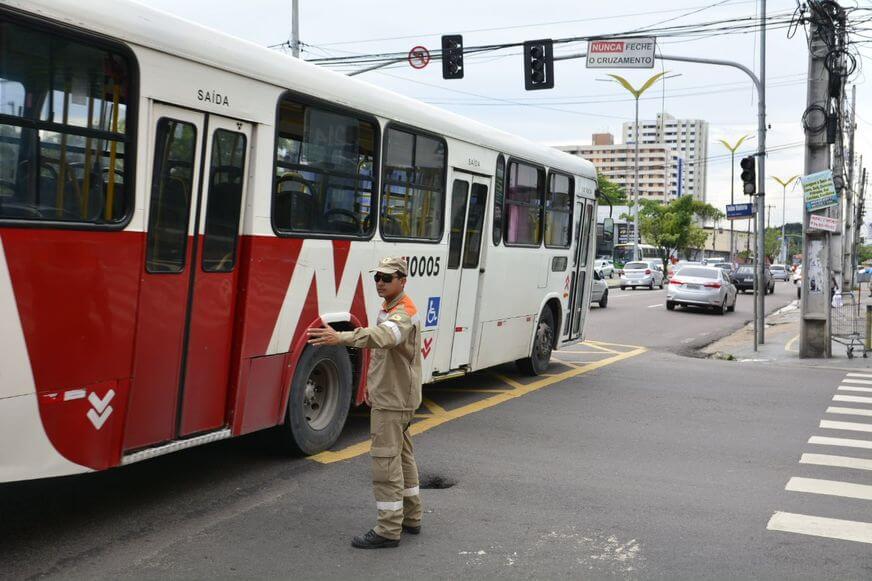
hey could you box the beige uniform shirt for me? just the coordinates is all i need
[337,293,422,411]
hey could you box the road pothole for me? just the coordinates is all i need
[419,474,457,489]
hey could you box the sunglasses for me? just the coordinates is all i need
[373,273,404,283]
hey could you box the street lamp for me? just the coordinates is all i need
[718,134,754,263]
[772,175,799,264]
[606,71,669,261]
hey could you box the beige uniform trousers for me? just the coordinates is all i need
[370,409,423,540]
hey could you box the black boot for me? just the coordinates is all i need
[402,523,421,535]
[351,529,400,549]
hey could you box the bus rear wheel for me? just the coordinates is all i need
[517,308,555,376]
[283,345,352,455]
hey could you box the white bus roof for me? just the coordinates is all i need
[4,0,596,181]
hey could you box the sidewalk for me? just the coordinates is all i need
[702,290,872,370]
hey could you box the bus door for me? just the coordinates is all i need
[124,103,251,450]
[436,172,489,372]
[568,199,594,340]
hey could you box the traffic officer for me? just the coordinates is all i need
[307,257,423,549]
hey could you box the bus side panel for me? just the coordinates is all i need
[1,228,141,470]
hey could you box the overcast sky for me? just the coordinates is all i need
[140,0,871,226]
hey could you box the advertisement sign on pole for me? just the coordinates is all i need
[586,37,656,69]
[808,214,839,233]
[801,169,839,212]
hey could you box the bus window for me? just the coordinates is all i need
[462,183,488,268]
[273,96,376,237]
[0,18,132,224]
[146,119,196,273]
[381,128,445,241]
[202,129,246,272]
[447,180,469,269]
[544,172,573,248]
[504,160,543,246]
[492,155,505,246]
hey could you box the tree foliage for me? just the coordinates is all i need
[637,196,724,272]
[597,174,627,205]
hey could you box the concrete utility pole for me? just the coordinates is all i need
[291,0,301,58]
[800,3,839,358]
[844,84,857,289]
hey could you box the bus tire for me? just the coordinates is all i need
[516,307,555,376]
[284,345,353,455]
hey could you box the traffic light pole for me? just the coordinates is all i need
[556,49,767,347]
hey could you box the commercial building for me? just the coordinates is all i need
[555,133,685,202]
[623,112,709,202]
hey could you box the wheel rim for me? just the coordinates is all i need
[303,358,341,431]
[535,319,553,363]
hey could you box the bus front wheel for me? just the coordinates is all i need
[283,345,353,455]
[517,308,555,376]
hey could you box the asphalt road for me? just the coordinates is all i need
[2,280,871,579]
[590,280,796,353]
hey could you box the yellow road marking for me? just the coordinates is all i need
[586,339,641,351]
[492,373,526,390]
[581,342,621,354]
[558,350,609,354]
[424,387,510,394]
[309,342,646,464]
[551,357,582,370]
[785,333,800,353]
[422,398,447,415]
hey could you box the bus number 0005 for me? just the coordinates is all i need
[403,256,440,277]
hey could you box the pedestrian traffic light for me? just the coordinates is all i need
[441,35,463,80]
[523,39,554,90]
[740,156,756,195]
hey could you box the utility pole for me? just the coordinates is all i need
[767,204,775,229]
[291,0,301,58]
[844,84,857,289]
[800,1,841,358]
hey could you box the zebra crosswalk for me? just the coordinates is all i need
[767,371,872,545]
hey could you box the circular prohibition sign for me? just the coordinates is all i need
[408,45,430,70]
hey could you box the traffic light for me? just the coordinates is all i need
[740,156,756,195]
[523,39,554,90]
[441,35,463,80]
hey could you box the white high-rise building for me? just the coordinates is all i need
[623,112,708,202]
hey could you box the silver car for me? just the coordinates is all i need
[667,266,737,314]
[590,270,609,308]
[620,260,664,290]
[770,264,790,281]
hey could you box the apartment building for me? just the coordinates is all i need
[623,112,708,202]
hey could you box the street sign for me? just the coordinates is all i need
[726,203,754,219]
[586,37,656,69]
[808,214,839,233]
[408,46,430,70]
[801,169,839,212]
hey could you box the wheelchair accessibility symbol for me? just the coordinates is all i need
[426,297,440,328]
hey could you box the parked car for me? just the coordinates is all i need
[594,259,615,279]
[667,265,737,314]
[667,260,701,279]
[620,260,665,290]
[590,270,609,308]
[733,265,775,294]
[769,264,790,281]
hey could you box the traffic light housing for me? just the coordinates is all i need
[523,39,554,90]
[740,156,756,195]
[441,35,463,80]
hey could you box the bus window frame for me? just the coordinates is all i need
[379,120,448,245]
[0,7,139,231]
[502,156,545,249]
[270,88,381,241]
[491,153,505,247]
[543,169,574,250]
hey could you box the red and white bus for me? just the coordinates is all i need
[0,0,598,482]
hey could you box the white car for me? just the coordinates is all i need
[594,259,615,279]
[590,270,609,308]
[770,264,790,281]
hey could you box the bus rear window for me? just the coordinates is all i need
[0,17,133,225]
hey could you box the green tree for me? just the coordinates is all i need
[597,174,627,205]
[637,196,724,272]
[764,228,782,263]
[858,244,872,264]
